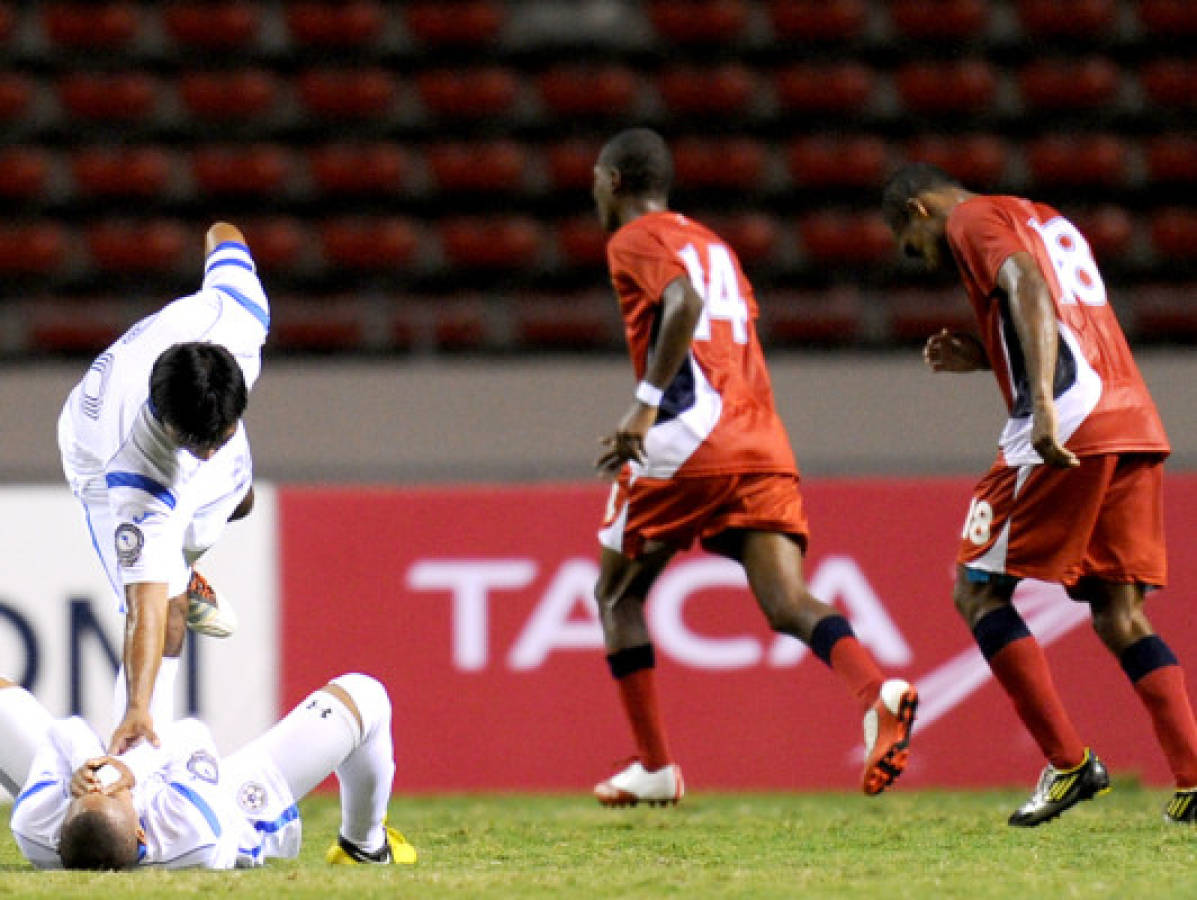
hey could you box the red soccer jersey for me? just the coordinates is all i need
[946,195,1169,465]
[606,210,797,478]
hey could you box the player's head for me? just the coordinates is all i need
[593,128,673,232]
[58,791,142,870]
[149,342,247,460]
[881,163,966,271]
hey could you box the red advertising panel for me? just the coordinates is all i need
[279,474,1197,791]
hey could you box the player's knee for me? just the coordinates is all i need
[329,673,391,740]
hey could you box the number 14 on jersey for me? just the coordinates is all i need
[678,242,749,345]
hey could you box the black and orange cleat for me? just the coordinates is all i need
[861,678,918,795]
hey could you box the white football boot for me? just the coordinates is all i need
[594,760,684,807]
[185,570,238,638]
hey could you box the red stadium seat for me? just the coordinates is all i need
[0,148,51,200]
[0,223,67,274]
[774,63,876,114]
[163,2,261,50]
[905,134,1009,187]
[658,64,759,116]
[439,217,543,269]
[1019,58,1120,111]
[307,144,406,196]
[0,73,30,122]
[513,294,616,350]
[554,216,607,268]
[296,69,398,120]
[44,2,138,49]
[890,0,989,40]
[1150,209,1197,261]
[320,218,420,271]
[786,136,889,189]
[191,145,293,197]
[1145,135,1197,184]
[895,60,997,114]
[272,300,367,352]
[762,289,863,345]
[798,211,893,265]
[673,138,767,190]
[1026,135,1129,187]
[240,218,309,272]
[1133,285,1197,341]
[29,302,126,355]
[887,289,977,342]
[1070,206,1135,264]
[58,73,158,122]
[648,0,750,43]
[178,70,280,122]
[709,213,781,268]
[428,300,489,351]
[545,140,603,191]
[86,220,188,273]
[426,141,526,193]
[1015,0,1116,37]
[405,1,503,45]
[537,66,640,118]
[285,1,385,47]
[0,4,13,44]
[417,68,519,120]
[72,146,172,197]
[768,0,867,42]
[1141,60,1197,109]
[1140,0,1197,36]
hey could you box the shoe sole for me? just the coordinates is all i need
[597,797,680,808]
[862,688,919,796]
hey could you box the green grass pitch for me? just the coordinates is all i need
[2,782,1196,898]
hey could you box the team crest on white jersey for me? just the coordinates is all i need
[237,781,267,813]
[186,749,219,784]
[114,523,144,565]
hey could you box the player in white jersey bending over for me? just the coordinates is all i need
[58,222,268,756]
[0,672,416,869]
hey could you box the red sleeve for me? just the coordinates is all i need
[945,198,1032,297]
[606,222,687,305]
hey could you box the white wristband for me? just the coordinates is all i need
[635,381,663,407]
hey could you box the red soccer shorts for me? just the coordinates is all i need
[958,452,1167,590]
[598,470,810,558]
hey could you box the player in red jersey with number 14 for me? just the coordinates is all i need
[588,128,918,806]
[883,163,1197,826]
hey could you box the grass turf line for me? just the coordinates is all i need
[1,783,1196,898]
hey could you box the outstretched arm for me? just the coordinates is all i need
[998,251,1079,469]
[109,582,169,753]
[596,275,704,476]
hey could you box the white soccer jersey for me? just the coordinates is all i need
[9,718,300,870]
[57,240,269,603]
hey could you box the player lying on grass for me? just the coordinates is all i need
[58,221,268,756]
[0,673,416,869]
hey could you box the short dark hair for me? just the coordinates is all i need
[881,163,962,231]
[598,128,673,197]
[149,342,247,448]
[58,807,139,870]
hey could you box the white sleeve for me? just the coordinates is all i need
[9,719,101,869]
[201,241,270,336]
[104,483,187,588]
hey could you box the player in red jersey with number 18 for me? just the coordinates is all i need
[588,128,918,806]
[883,163,1197,826]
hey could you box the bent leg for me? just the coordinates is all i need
[238,673,394,853]
[0,679,54,796]
[736,530,883,711]
[957,567,1086,770]
[1081,579,1197,788]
